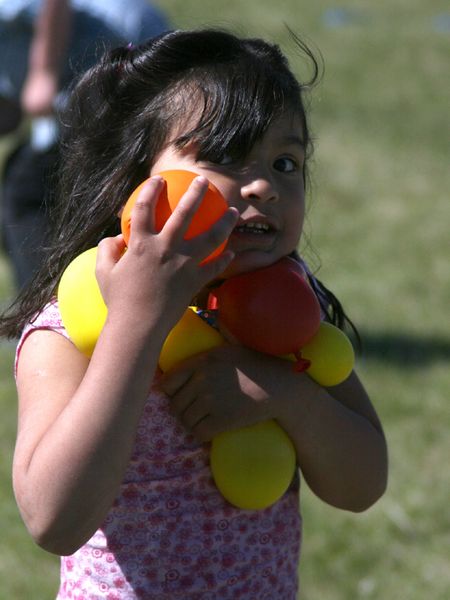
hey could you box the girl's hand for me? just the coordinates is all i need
[95,176,239,336]
[159,345,298,442]
[160,346,388,512]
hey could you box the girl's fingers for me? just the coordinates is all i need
[166,372,210,432]
[128,176,165,238]
[168,375,198,419]
[96,234,126,275]
[127,174,238,272]
[161,176,210,240]
[200,248,236,281]
[160,360,194,397]
[161,176,239,266]
[189,206,239,263]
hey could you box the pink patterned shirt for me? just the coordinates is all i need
[16,300,302,599]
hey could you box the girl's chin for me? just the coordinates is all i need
[219,250,282,279]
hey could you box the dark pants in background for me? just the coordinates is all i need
[1,143,58,289]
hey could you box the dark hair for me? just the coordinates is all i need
[0,28,354,339]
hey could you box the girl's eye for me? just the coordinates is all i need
[200,153,235,168]
[273,157,298,173]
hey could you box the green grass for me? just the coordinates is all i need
[1,0,449,597]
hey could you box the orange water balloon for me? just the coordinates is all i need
[121,169,229,262]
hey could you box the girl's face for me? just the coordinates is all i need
[151,113,306,278]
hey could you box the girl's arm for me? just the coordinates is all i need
[161,345,388,512]
[13,177,238,556]
[275,367,388,512]
[14,321,160,556]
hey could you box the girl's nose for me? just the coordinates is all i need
[240,173,279,203]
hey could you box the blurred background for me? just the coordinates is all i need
[1,0,449,598]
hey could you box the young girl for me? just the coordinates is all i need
[0,29,388,599]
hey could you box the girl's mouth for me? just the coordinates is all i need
[229,218,278,252]
[233,222,272,235]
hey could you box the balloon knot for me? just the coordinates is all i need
[293,351,311,373]
[207,291,220,310]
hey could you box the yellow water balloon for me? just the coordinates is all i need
[158,307,225,372]
[210,420,296,510]
[302,322,354,387]
[160,307,296,510]
[57,247,107,357]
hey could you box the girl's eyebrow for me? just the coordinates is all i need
[283,134,307,149]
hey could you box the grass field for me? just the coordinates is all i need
[1,0,449,598]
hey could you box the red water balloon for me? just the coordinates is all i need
[214,257,321,355]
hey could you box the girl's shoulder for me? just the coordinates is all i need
[15,298,69,377]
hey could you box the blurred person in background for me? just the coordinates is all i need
[0,0,170,289]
